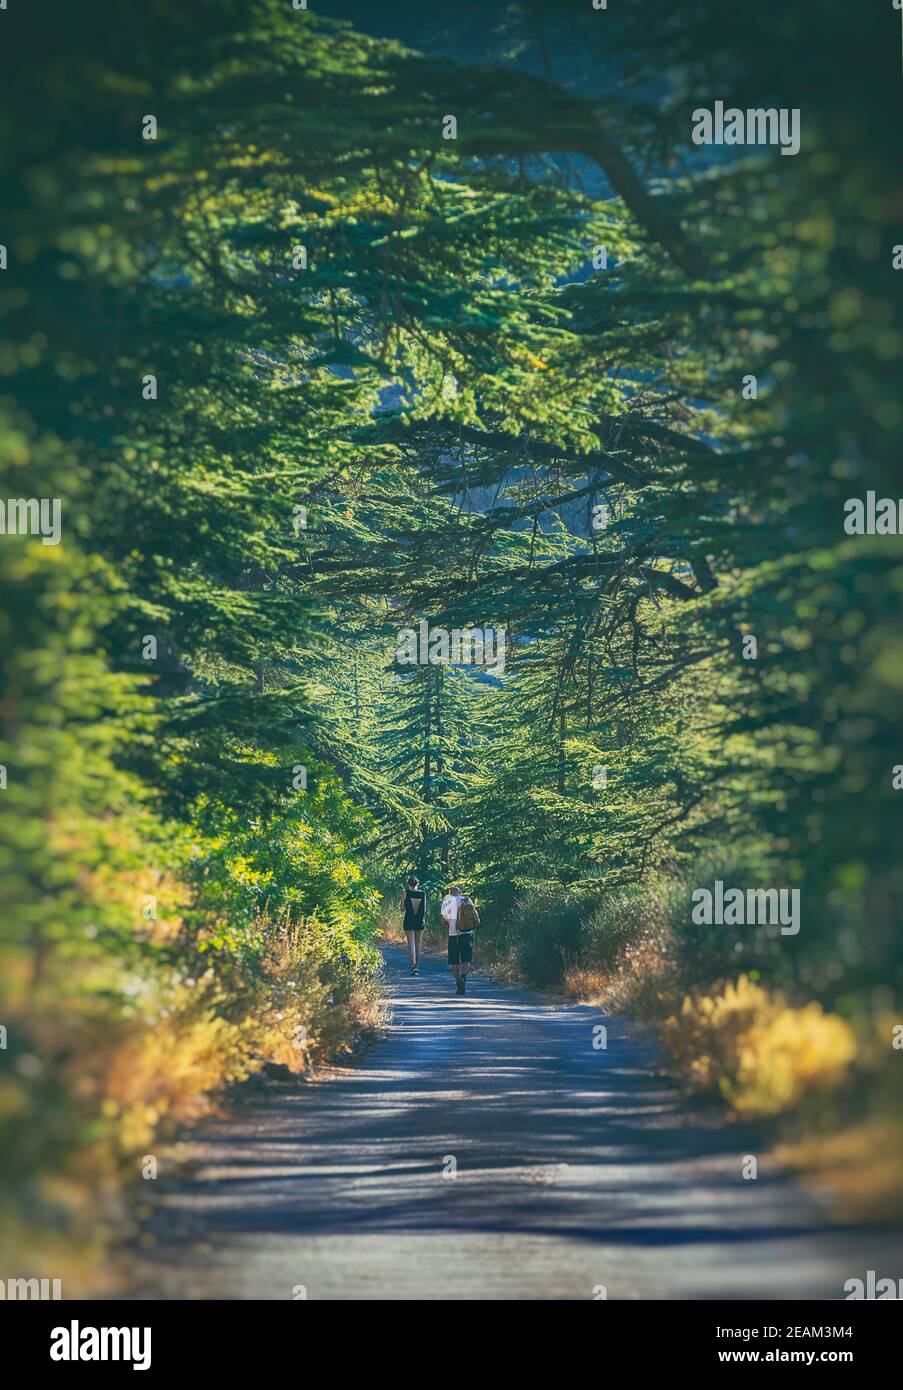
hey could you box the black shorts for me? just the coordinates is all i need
[404,923,424,933]
[447,931,473,965]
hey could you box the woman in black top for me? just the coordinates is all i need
[400,876,427,975]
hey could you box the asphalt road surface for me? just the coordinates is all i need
[134,943,901,1300]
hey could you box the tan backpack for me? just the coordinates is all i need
[457,897,480,931]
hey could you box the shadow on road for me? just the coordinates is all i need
[131,945,902,1299]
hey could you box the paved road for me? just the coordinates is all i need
[134,944,900,1300]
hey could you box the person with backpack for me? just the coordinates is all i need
[440,884,480,996]
[400,875,427,975]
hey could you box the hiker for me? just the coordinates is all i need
[440,885,480,996]
[400,875,427,975]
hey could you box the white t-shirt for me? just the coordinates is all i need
[440,894,461,935]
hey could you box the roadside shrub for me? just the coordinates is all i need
[658,974,856,1117]
[0,767,385,1289]
[249,908,386,1070]
[513,890,591,986]
[662,852,792,995]
[581,880,672,973]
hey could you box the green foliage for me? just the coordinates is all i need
[2,0,901,1271]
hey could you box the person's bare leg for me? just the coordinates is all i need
[406,932,417,968]
[413,930,423,966]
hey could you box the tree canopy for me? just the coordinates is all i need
[2,0,901,1271]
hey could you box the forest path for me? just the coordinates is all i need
[134,943,894,1300]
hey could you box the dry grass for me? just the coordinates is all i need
[0,903,386,1289]
[558,966,609,1004]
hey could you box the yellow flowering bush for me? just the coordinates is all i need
[658,975,856,1117]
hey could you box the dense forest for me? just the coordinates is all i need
[1,0,901,1282]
